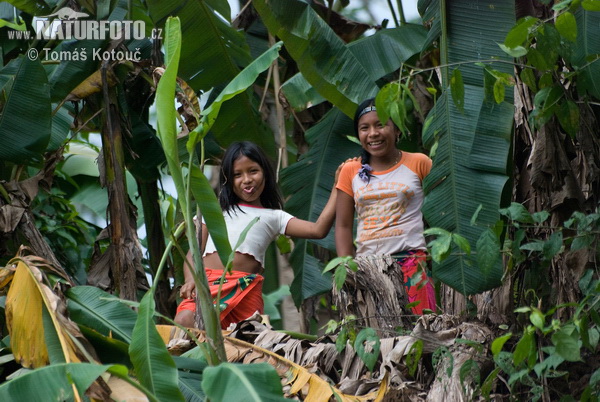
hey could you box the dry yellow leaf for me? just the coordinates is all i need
[5,257,87,368]
[6,261,48,367]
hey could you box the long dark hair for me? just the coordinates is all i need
[218,141,283,213]
[354,98,376,166]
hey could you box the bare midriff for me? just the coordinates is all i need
[203,252,263,274]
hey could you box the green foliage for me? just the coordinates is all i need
[173,356,206,402]
[324,315,359,353]
[253,0,378,117]
[187,41,283,147]
[202,363,286,401]
[188,165,232,266]
[0,363,134,401]
[31,188,98,284]
[354,328,381,373]
[432,346,454,377]
[263,285,291,322]
[145,0,273,151]
[376,81,420,137]
[406,340,423,377]
[425,200,599,402]
[501,3,600,137]
[420,0,515,296]
[479,64,516,105]
[459,359,480,393]
[66,286,137,343]
[0,56,51,163]
[129,292,184,401]
[489,262,600,399]
[323,256,358,291]
[450,68,464,113]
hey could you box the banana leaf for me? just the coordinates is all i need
[173,356,206,402]
[281,73,327,111]
[347,24,429,81]
[281,24,427,112]
[146,0,248,92]
[129,291,184,401]
[0,363,123,400]
[202,363,286,401]
[253,0,378,117]
[189,165,232,265]
[126,112,166,182]
[66,285,137,343]
[49,103,73,151]
[421,0,514,295]
[2,256,88,368]
[78,325,132,367]
[574,7,600,98]
[280,108,361,305]
[0,55,51,163]
[44,39,105,102]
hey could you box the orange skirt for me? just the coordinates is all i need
[176,268,264,329]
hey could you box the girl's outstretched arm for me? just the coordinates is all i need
[285,185,338,239]
[284,159,352,239]
[335,190,356,256]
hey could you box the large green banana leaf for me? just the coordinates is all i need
[347,24,428,81]
[202,363,286,401]
[253,0,378,117]
[66,286,137,343]
[280,109,361,305]
[574,7,600,98]
[281,23,428,111]
[129,291,184,401]
[0,363,130,400]
[0,55,51,163]
[421,0,514,295]
[174,355,206,402]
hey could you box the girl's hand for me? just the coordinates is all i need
[180,281,196,299]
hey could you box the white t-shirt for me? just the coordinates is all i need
[202,204,294,267]
[336,152,432,256]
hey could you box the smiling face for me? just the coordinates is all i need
[357,111,400,163]
[231,155,266,207]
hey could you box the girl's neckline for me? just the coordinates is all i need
[370,151,404,174]
[239,203,264,209]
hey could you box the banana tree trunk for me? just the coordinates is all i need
[88,64,146,300]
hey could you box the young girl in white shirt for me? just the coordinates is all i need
[175,141,340,328]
